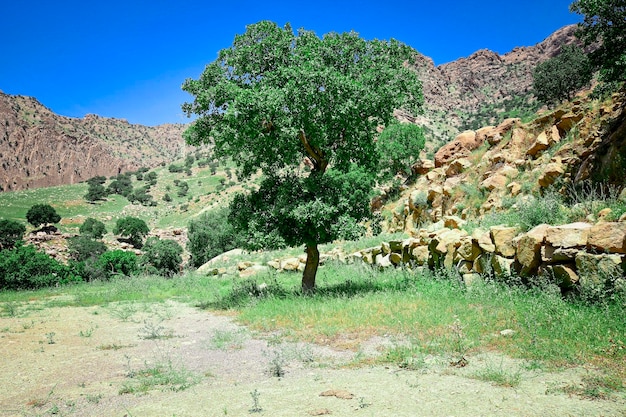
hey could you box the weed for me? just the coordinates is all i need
[22,320,35,330]
[85,393,103,404]
[108,303,138,321]
[97,343,134,351]
[1,301,19,317]
[79,325,96,338]
[120,356,200,395]
[208,328,250,350]
[46,332,56,344]
[139,319,173,340]
[358,397,371,408]
[549,373,624,399]
[249,389,262,413]
[471,360,522,387]
[448,316,469,367]
[265,348,287,377]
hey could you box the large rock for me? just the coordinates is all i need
[434,130,481,167]
[545,222,592,248]
[576,252,625,292]
[526,131,550,158]
[538,161,565,187]
[516,224,549,274]
[588,222,626,254]
[551,264,579,288]
[490,226,519,258]
[411,159,435,176]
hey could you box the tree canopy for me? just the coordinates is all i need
[182,21,423,290]
[113,217,149,248]
[571,0,626,83]
[26,204,61,228]
[0,219,26,250]
[532,44,593,104]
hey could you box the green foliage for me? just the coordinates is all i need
[532,45,593,105]
[0,219,26,250]
[187,207,241,267]
[128,186,156,206]
[168,164,183,173]
[182,21,423,289]
[140,237,184,277]
[79,217,107,239]
[114,217,149,248]
[98,250,138,277]
[107,174,133,197]
[571,0,626,83]
[68,236,108,262]
[85,181,108,202]
[25,204,61,228]
[376,122,425,178]
[0,244,79,290]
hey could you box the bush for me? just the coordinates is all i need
[0,244,79,290]
[141,237,183,277]
[68,236,108,262]
[79,218,107,239]
[26,204,61,228]
[107,174,133,197]
[113,217,149,248]
[168,164,183,173]
[98,250,138,278]
[0,219,26,250]
[377,122,426,178]
[187,207,241,267]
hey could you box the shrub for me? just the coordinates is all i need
[0,244,78,290]
[98,250,138,278]
[68,236,108,262]
[187,207,240,267]
[377,122,425,178]
[140,237,183,277]
[113,217,149,248]
[107,174,133,197]
[79,218,107,239]
[26,204,61,228]
[168,164,183,173]
[0,219,26,250]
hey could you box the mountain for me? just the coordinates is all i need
[0,93,187,191]
[0,25,580,191]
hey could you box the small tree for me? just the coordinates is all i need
[532,45,593,105]
[113,217,149,248]
[0,219,26,250]
[182,21,423,291]
[376,122,425,178]
[571,0,626,83]
[68,236,108,262]
[79,218,107,239]
[141,237,183,277]
[26,204,61,228]
[85,181,108,202]
[187,207,241,267]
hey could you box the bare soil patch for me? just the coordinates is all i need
[1,301,624,416]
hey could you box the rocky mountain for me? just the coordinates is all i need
[0,93,187,191]
[405,25,580,151]
[0,25,579,192]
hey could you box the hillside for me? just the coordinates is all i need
[0,93,187,191]
[0,25,580,192]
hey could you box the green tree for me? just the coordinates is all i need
[532,45,594,105]
[376,122,425,178]
[182,21,423,291]
[85,181,108,202]
[0,219,26,250]
[67,236,108,262]
[141,237,183,277]
[571,0,626,83]
[113,217,149,248]
[26,204,61,228]
[107,174,133,197]
[187,207,241,267]
[79,218,107,239]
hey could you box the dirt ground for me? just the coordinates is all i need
[1,300,624,417]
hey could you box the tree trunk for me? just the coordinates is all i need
[302,242,320,293]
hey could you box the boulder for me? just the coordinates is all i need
[375,253,393,268]
[443,215,466,230]
[445,158,472,177]
[587,222,626,254]
[481,173,508,191]
[507,181,522,196]
[457,236,482,261]
[473,229,495,253]
[526,131,550,158]
[434,130,480,167]
[576,252,625,289]
[538,161,565,188]
[545,222,592,248]
[542,246,580,263]
[281,257,301,271]
[410,245,430,265]
[516,224,549,274]
[491,255,514,276]
[490,226,519,258]
[411,159,435,175]
[551,264,579,288]
[463,273,483,286]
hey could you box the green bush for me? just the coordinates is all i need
[114,217,149,248]
[79,218,107,239]
[376,122,425,178]
[68,236,108,262]
[26,204,61,228]
[0,244,79,290]
[98,250,138,278]
[141,237,183,277]
[0,219,26,250]
[187,207,241,267]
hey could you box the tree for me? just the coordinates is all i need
[26,204,61,228]
[376,122,426,178]
[113,217,149,248]
[85,181,108,202]
[68,236,108,262]
[187,207,241,267]
[0,219,26,250]
[182,21,423,291]
[532,45,593,105]
[571,0,626,83]
[141,237,183,277]
[79,218,107,239]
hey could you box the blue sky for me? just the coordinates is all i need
[1,0,580,126]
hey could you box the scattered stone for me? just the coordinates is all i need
[499,329,515,337]
[320,390,354,400]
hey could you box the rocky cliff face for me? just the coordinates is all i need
[407,25,580,151]
[0,93,187,191]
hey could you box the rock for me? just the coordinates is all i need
[434,130,480,167]
[473,229,495,253]
[457,236,482,261]
[490,226,519,258]
[507,181,522,196]
[552,264,579,288]
[445,158,472,177]
[516,224,549,274]
[542,246,580,263]
[457,261,473,274]
[488,118,520,145]
[390,252,404,265]
[500,329,515,337]
[588,222,626,254]
[281,257,301,271]
[556,112,583,133]
[526,131,550,158]
[411,159,435,175]
[596,208,612,221]
[463,273,483,286]
[443,215,466,230]
[410,245,430,265]
[492,254,515,276]
[538,161,565,187]
[267,260,281,270]
[481,174,508,191]
[545,222,592,248]
[237,261,254,271]
[239,264,269,278]
[576,252,625,289]
[375,253,393,268]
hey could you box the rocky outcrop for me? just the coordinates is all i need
[0,93,187,191]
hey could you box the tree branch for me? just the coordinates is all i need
[298,129,328,173]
